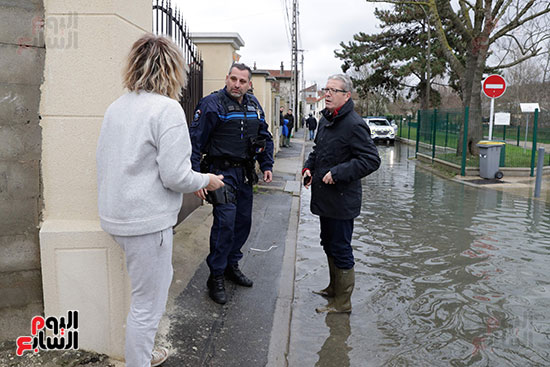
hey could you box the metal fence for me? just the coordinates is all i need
[396,108,550,176]
[152,0,204,222]
[153,0,203,123]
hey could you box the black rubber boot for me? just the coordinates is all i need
[224,263,253,287]
[207,274,227,304]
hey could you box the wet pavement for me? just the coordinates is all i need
[288,142,550,366]
[6,135,550,366]
[160,130,305,367]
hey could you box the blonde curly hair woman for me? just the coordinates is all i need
[96,34,223,367]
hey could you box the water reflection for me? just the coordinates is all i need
[289,142,550,366]
[315,314,352,367]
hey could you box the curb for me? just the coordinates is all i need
[266,134,306,367]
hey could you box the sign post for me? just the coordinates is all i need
[482,75,507,140]
[520,103,540,150]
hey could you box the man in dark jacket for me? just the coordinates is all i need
[283,109,294,147]
[279,106,286,147]
[302,74,380,313]
[305,113,317,140]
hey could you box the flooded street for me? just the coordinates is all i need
[289,143,550,366]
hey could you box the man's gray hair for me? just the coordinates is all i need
[327,74,353,92]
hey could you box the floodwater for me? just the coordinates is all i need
[288,143,550,367]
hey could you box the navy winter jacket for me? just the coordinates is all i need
[304,99,381,219]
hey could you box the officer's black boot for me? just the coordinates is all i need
[224,263,253,287]
[207,274,227,304]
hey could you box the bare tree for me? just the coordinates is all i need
[348,65,391,116]
[365,0,550,155]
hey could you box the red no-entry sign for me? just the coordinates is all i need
[483,74,506,99]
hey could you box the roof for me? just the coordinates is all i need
[306,96,325,103]
[251,69,270,77]
[266,69,292,79]
[301,84,317,93]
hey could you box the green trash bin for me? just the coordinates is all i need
[477,141,504,179]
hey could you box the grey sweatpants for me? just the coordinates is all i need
[113,227,173,367]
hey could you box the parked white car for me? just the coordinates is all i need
[364,117,395,144]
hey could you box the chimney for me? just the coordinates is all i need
[253,61,257,70]
[280,61,284,73]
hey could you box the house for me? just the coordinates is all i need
[302,86,325,119]
[266,62,293,110]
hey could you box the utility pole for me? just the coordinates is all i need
[290,0,299,126]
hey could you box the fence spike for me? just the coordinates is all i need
[151,0,202,123]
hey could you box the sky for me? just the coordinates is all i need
[175,0,389,88]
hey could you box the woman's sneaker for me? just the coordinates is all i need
[151,347,169,367]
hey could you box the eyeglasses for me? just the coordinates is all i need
[321,87,347,95]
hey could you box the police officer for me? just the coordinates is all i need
[190,63,274,304]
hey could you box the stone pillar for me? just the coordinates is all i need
[190,33,245,97]
[251,70,278,148]
[38,0,151,358]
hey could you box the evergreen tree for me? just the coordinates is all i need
[335,4,458,110]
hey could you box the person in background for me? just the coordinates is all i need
[190,63,274,305]
[96,34,224,367]
[283,108,294,147]
[306,113,317,141]
[303,74,380,314]
[279,106,286,147]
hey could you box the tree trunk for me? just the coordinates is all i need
[458,34,490,156]
[468,35,490,156]
[457,52,477,156]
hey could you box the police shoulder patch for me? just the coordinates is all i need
[193,109,201,121]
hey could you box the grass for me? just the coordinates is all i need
[399,126,459,148]
[398,124,550,168]
[436,144,550,168]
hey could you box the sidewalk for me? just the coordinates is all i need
[159,130,305,367]
[0,130,306,367]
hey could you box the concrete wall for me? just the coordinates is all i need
[252,71,272,130]
[0,0,45,341]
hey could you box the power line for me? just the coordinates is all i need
[290,0,299,121]
[296,1,302,49]
[281,0,292,48]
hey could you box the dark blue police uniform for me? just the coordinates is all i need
[190,88,274,277]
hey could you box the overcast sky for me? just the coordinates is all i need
[175,0,389,88]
